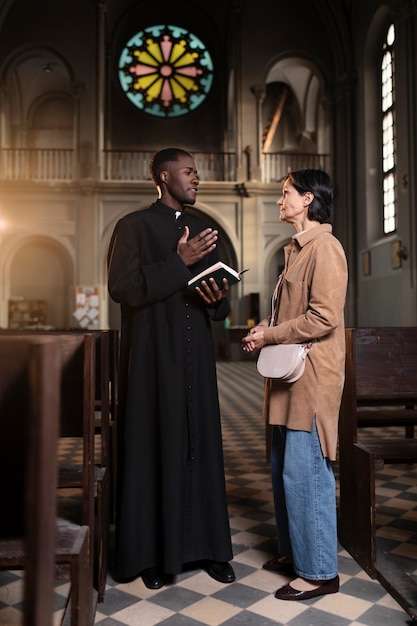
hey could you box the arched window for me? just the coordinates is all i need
[381,23,396,234]
[118,24,214,118]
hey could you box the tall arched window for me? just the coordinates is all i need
[381,23,396,234]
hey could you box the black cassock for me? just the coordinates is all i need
[108,200,233,578]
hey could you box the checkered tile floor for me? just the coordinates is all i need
[1,361,417,625]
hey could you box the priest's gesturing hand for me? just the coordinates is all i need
[177,225,218,266]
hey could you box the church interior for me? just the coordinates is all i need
[0,0,417,624]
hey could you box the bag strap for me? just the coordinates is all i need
[270,273,284,326]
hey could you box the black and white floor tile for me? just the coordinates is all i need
[1,360,416,625]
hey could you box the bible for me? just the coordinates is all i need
[188,261,248,291]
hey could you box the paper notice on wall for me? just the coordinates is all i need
[73,286,100,328]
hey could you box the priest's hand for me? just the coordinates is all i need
[177,226,218,266]
[195,277,229,304]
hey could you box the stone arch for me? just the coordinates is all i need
[0,46,75,148]
[263,56,328,155]
[3,235,74,329]
[27,92,74,149]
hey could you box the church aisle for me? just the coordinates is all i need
[0,361,415,625]
[92,362,416,625]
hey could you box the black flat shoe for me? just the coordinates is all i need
[141,567,166,590]
[205,560,235,584]
[275,575,339,601]
[263,556,295,576]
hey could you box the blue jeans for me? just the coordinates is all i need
[270,421,338,581]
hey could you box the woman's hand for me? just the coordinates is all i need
[241,325,266,352]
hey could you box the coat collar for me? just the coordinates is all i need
[153,199,187,220]
[292,223,332,248]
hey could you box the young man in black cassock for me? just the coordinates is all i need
[108,148,235,590]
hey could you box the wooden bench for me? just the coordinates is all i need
[52,329,112,602]
[338,327,417,620]
[0,333,98,623]
[0,328,113,603]
[0,337,91,626]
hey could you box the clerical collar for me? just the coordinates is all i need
[175,211,182,220]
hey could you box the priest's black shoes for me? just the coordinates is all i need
[205,560,235,584]
[141,567,167,590]
[275,575,339,601]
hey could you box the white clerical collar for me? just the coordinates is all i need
[175,211,182,220]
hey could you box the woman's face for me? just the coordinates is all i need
[276,181,308,225]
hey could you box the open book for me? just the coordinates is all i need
[188,261,248,291]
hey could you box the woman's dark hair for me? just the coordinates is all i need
[286,169,333,224]
[149,148,193,185]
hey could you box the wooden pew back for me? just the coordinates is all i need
[339,327,417,612]
[353,327,417,396]
[0,338,61,626]
[0,332,96,532]
[340,327,417,447]
[0,329,113,603]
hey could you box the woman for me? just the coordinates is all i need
[242,169,348,601]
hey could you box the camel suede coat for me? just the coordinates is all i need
[260,224,348,460]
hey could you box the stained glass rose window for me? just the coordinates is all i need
[119,24,214,118]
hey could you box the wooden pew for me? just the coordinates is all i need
[0,328,112,603]
[49,328,119,596]
[0,337,91,626]
[0,333,97,623]
[338,327,417,620]
[54,329,111,603]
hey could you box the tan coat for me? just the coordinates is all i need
[261,224,348,460]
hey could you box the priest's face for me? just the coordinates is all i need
[160,154,199,210]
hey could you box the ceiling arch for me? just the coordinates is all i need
[263,57,325,153]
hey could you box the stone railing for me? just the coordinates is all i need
[0,148,330,184]
[101,150,238,182]
[0,148,75,181]
[262,152,331,183]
